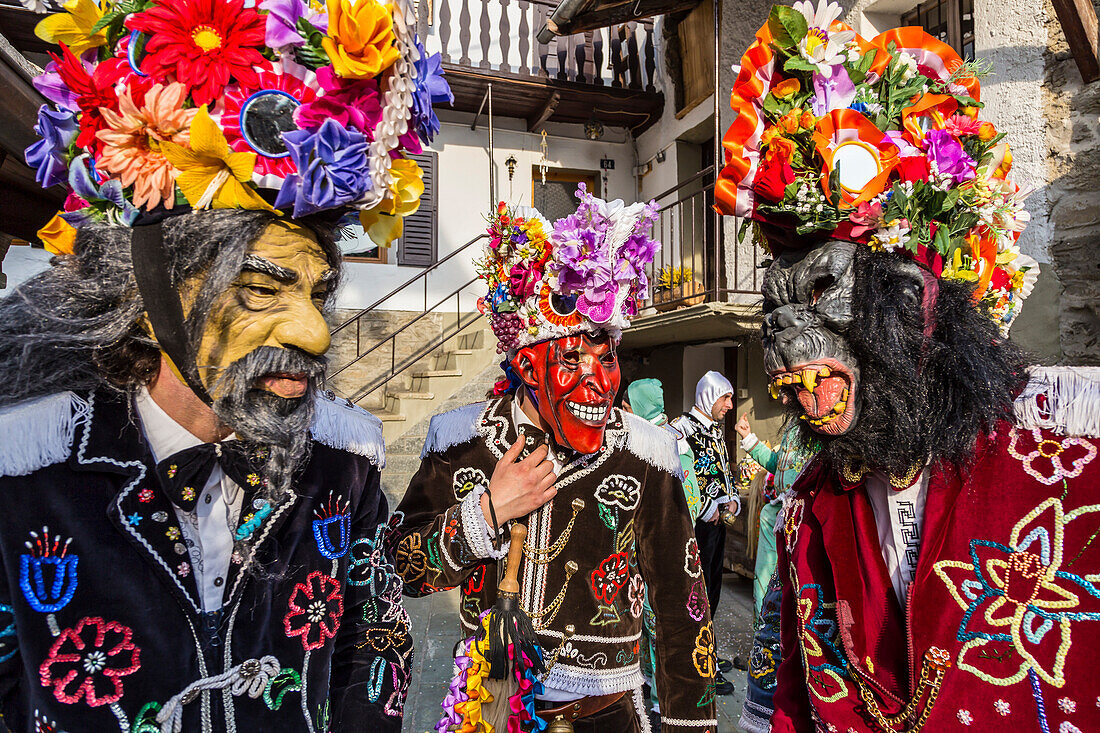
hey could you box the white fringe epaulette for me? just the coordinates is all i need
[621,411,681,476]
[420,402,487,458]
[1014,366,1100,438]
[0,391,90,477]
[310,394,386,468]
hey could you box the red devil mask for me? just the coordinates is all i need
[511,332,621,454]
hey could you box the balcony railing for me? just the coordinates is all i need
[421,0,657,90]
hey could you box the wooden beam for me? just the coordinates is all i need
[1052,0,1099,82]
[527,90,561,131]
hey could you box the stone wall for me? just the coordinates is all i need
[1043,0,1100,364]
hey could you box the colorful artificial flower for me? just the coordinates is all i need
[25,105,77,189]
[924,128,975,186]
[276,118,372,217]
[792,0,855,74]
[295,65,383,134]
[95,82,197,211]
[869,218,910,253]
[810,63,855,116]
[358,156,424,245]
[410,37,454,144]
[260,0,328,48]
[321,0,401,79]
[37,213,78,256]
[34,0,109,56]
[126,0,269,106]
[51,44,120,155]
[65,154,140,227]
[813,108,899,207]
[161,106,274,212]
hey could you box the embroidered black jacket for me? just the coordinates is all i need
[387,395,718,732]
[0,389,410,733]
[669,412,737,520]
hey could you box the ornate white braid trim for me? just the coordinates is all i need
[660,718,719,729]
[363,0,418,208]
[460,486,509,560]
[540,662,644,698]
[156,656,281,732]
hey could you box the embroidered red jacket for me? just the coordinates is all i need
[771,421,1100,732]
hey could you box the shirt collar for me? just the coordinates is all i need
[690,406,715,427]
[134,387,236,464]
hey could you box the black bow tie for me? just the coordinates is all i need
[155,441,266,512]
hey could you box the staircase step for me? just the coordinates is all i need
[375,411,406,422]
[448,349,475,356]
[389,391,435,400]
[412,369,463,378]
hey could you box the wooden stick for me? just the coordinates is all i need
[498,523,527,594]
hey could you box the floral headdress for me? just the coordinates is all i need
[26,0,453,254]
[476,185,660,354]
[716,0,1037,333]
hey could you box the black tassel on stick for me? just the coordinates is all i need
[482,523,546,682]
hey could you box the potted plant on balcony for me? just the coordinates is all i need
[652,266,705,311]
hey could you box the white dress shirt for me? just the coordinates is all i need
[134,388,244,612]
[865,470,929,607]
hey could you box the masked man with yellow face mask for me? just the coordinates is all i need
[0,0,453,729]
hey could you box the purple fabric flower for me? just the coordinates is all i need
[811,64,856,116]
[33,60,80,111]
[260,0,328,48]
[275,119,371,217]
[295,66,383,134]
[25,105,77,189]
[65,154,138,226]
[924,129,976,184]
[410,38,453,144]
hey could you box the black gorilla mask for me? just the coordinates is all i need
[759,240,1027,474]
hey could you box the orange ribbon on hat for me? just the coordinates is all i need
[813,109,899,208]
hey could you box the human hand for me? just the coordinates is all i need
[482,432,558,525]
[734,412,751,438]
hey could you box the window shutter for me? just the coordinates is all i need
[397,151,438,267]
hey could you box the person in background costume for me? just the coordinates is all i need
[622,378,702,720]
[670,371,739,696]
[0,0,452,728]
[717,3,1100,731]
[390,192,718,733]
[732,414,818,731]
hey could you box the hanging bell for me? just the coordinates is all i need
[546,715,575,733]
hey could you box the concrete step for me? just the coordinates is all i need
[375,411,406,422]
[412,369,462,378]
[448,349,475,356]
[388,391,434,400]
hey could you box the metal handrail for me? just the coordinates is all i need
[652,165,715,204]
[331,233,488,336]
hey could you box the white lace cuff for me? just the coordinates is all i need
[459,486,509,560]
[740,433,759,451]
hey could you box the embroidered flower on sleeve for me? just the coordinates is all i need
[994,699,1010,716]
[394,533,429,582]
[692,623,715,678]
[684,537,703,578]
[1008,428,1097,485]
[1059,697,1077,714]
[283,571,343,651]
[686,580,708,622]
[590,552,629,605]
[627,575,645,618]
[38,616,141,707]
[452,468,488,500]
[957,709,973,725]
[594,475,642,511]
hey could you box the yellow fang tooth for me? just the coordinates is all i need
[819,366,831,377]
[801,369,818,393]
[799,414,808,420]
[833,400,847,414]
[842,387,850,401]
[769,383,780,399]
[782,374,793,384]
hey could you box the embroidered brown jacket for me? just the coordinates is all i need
[387,396,718,731]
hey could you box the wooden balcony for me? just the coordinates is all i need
[419,0,665,133]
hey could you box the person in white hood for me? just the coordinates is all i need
[670,370,740,695]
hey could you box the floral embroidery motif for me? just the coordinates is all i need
[348,528,396,596]
[692,623,715,678]
[1008,429,1097,486]
[684,537,702,578]
[165,527,180,541]
[934,498,1100,687]
[796,584,850,704]
[180,487,196,502]
[395,533,429,582]
[590,552,629,605]
[19,528,78,614]
[0,604,16,664]
[1058,697,1076,714]
[313,496,351,559]
[39,616,141,707]
[138,489,154,503]
[994,699,1010,716]
[784,497,806,555]
[452,468,488,500]
[594,475,642,512]
[627,575,645,619]
[283,571,343,652]
[463,564,486,595]
[176,562,190,578]
[686,580,707,622]
[957,709,973,725]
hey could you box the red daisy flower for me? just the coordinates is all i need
[51,44,125,156]
[39,617,141,707]
[283,571,343,652]
[126,0,269,107]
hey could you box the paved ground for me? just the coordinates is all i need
[401,571,757,732]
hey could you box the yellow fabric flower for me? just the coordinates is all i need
[160,106,274,213]
[35,0,110,56]
[37,213,77,255]
[321,0,401,79]
[358,158,424,246]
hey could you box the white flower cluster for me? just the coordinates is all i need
[870,218,911,252]
[896,51,919,81]
[927,160,953,191]
[793,181,829,217]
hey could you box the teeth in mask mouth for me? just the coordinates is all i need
[566,401,607,422]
